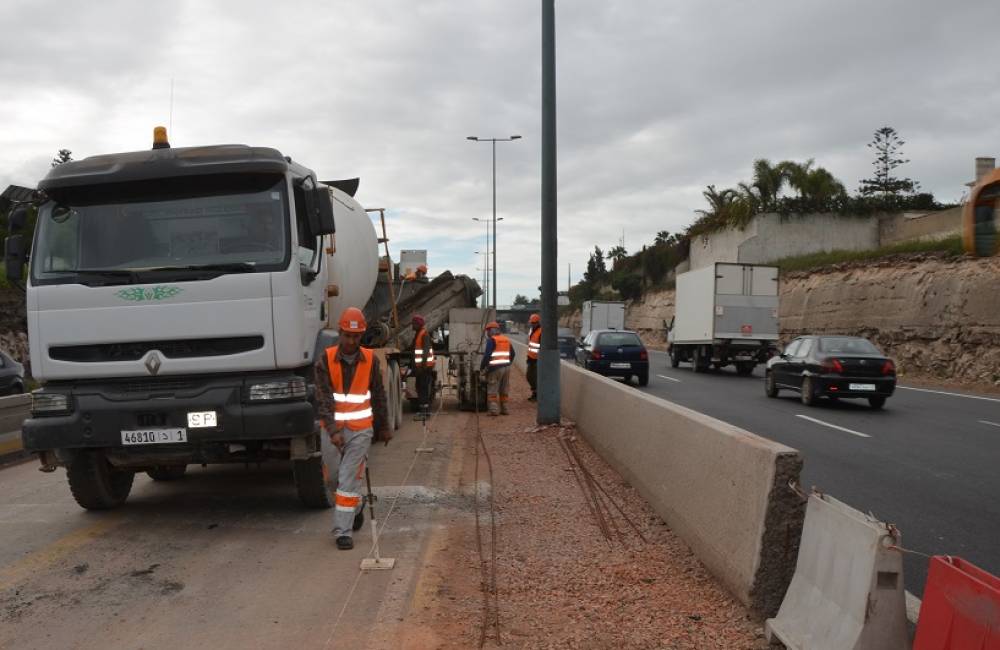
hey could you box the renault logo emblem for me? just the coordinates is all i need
[145,352,162,376]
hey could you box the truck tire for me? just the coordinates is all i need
[692,347,708,373]
[147,465,187,481]
[669,348,680,368]
[293,454,334,509]
[387,359,402,430]
[67,451,135,510]
[736,362,755,376]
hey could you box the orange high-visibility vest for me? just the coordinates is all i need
[527,327,542,360]
[413,328,436,368]
[489,335,512,368]
[326,346,374,431]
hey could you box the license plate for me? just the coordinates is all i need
[121,428,188,445]
[187,411,217,428]
[610,362,630,369]
[849,383,877,392]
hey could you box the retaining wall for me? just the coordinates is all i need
[510,340,804,616]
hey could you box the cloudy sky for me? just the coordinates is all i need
[2,0,998,304]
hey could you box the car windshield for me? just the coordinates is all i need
[597,332,643,347]
[32,173,289,285]
[818,337,881,354]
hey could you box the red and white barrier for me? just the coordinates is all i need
[914,555,1000,650]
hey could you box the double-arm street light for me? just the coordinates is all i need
[467,134,522,309]
[472,216,502,309]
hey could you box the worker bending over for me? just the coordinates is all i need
[526,313,541,402]
[410,314,435,418]
[315,307,391,550]
[481,321,514,416]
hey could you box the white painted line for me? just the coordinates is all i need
[979,420,1000,428]
[656,374,681,383]
[897,385,1000,403]
[795,414,871,438]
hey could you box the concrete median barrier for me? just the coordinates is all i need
[511,340,803,617]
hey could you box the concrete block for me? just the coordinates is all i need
[511,339,804,616]
[765,493,909,650]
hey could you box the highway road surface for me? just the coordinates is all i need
[635,349,1000,597]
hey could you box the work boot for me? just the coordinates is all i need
[336,535,354,550]
[500,404,509,415]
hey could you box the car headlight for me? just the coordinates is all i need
[31,391,73,416]
[247,378,306,402]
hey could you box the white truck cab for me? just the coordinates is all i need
[6,133,378,509]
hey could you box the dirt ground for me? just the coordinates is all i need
[392,369,767,650]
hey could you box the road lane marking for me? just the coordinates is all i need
[897,385,1000,403]
[656,374,681,383]
[979,420,1000,428]
[795,414,871,438]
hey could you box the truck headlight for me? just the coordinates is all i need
[247,378,306,402]
[31,391,73,416]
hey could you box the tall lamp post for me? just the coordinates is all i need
[467,135,521,309]
[473,216,502,308]
[474,251,489,309]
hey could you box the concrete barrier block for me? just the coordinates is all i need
[765,493,909,649]
[511,339,804,616]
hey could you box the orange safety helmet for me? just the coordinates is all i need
[417,263,428,273]
[529,313,541,324]
[485,321,500,331]
[338,307,367,333]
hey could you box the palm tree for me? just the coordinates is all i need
[606,245,628,265]
[654,230,672,245]
[751,159,787,210]
[784,159,846,204]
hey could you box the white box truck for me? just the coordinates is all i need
[580,300,625,338]
[667,263,779,375]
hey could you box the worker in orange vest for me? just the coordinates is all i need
[315,307,391,550]
[410,314,435,418]
[526,313,541,402]
[480,321,514,415]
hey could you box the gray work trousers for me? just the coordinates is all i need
[332,426,373,537]
[486,365,511,414]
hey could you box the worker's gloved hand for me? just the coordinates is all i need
[329,431,345,451]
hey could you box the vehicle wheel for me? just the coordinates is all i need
[387,359,403,430]
[868,396,886,410]
[800,376,816,406]
[669,349,680,368]
[638,370,649,387]
[146,465,187,481]
[10,381,24,395]
[736,362,755,376]
[66,451,135,510]
[623,374,633,385]
[692,347,706,373]
[293,452,334,509]
[765,371,779,398]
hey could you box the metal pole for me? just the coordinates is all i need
[538,0,560,424]
[492,139,498,310]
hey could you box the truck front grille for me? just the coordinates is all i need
[49,336,265,363]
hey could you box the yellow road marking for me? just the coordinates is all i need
[0,438,23,455]
[0,516,123,588]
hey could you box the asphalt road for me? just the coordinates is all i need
[633,349,1000,597]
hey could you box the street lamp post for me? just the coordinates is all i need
[467,135,521,309]
[474,251,489,309]
[473,216,502,308]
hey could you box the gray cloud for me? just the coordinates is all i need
[2,0,997,303]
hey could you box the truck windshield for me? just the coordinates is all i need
[31,173,289,286]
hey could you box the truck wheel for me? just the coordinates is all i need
[692,347,707,373]
[67,451,135,510]
[801,377,816,406]
[765,371,779,398]
[669,349,680,368]
[638,370,649,387]
[736,362,755,376]
[293,454,334,509]
[147,465,187,481]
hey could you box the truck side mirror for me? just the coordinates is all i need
[307,188,336,237]
[5,235,25,282]
[7,205,28,233]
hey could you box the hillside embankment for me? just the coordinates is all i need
[562,253,1000,390]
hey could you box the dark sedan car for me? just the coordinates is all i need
[557,328,577,359]
[765,335,895,409]
[0,350,25,395]
[575,329,649,386]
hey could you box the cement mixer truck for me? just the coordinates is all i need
[4,131,403,509]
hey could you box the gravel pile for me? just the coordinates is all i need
[418,369,769,649]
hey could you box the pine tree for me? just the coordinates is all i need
[859,127,918,197]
